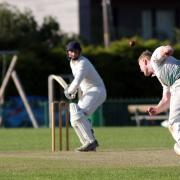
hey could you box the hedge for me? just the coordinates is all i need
[1,38,180,99]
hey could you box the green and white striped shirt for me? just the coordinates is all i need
[151,46,180,92]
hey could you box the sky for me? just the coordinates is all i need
[0,0,79,34]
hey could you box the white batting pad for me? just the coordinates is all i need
[73,126,86,144]
[77,118,95,143]
[69,103,95,144]
[69,103,86,121]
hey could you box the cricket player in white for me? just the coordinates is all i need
[64,41,106,151]
[138,45,180,155]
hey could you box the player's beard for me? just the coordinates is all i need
[67,54,78,61]
[71,56,78,60]
[71,53,80,61]
[67,50,81,61]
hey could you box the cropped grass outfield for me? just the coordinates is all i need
[0,127,180,180]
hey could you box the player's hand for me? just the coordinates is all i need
[64,87,77,100]
[64,87,72,100]
[164,45,173,57]
[64,91,72,100]
[147,107,157,116]
[70,92,76,99]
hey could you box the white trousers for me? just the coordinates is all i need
[78,87,106,116]
[71,87,106,145]
[169,79,180,144]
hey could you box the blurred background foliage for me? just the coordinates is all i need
[0,3,180,99]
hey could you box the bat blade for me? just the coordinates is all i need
[51,75,68,89]
[56,76,68,89]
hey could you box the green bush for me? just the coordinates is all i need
[1,37,180,99]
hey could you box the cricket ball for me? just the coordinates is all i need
[129,39,135,47]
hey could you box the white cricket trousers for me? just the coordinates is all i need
[78,87,106,116]
[169,78,180,144]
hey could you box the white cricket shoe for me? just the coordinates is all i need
[174,143,180,155]
[161,120,169,128]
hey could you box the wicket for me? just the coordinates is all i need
[51,100,69,152]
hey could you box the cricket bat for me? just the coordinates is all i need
[50,75,68,89]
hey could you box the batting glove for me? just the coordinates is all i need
[64,87,77,100]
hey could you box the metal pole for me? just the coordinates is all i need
[48,76,54,128]
[11,71,38,128]
[0,55,17,98]
[102,0,110,48]
[0,55,17,127]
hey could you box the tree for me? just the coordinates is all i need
[39,16,60,47]
[0,3,38,49]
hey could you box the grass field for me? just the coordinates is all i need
[0,127,180,180]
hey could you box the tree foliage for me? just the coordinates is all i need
[0,3,180,99]
[0,3,38,49]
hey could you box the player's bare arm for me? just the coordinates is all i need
[148,91,171,116]
[161,45,174,57]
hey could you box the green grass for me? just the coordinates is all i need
[0,127,179,180]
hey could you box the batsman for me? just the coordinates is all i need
[64,41,106,152]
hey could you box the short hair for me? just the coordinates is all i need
[138,50,152,62]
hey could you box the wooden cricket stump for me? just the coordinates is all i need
[51,101,69,152]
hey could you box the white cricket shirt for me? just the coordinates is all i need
[68,55,105,94]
